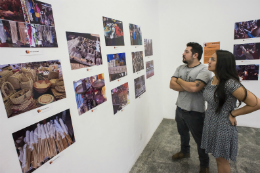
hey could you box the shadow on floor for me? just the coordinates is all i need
[129,119,260,173]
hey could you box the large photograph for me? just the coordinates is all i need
[66,32,102,70]
[12,109,75,173]
[146,60,154,79]
[144,39,153,56]
[132,51,144,73]
[103,16,124,46]
[234,20,260,39]
[0,60,66,118]
[134,75,146,98]
[233,43,260,60]
[107,53,127,82]
[236,64,259,81]
[129,23,142,45]
[111,82,129,114]
[0,0,58,48]
[73,73,106,115]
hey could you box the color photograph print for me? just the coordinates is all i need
[146,60,154,79]
[73,73,106,115]
[234,20,260,39]
[144,39,153,56]
[103,16,124,46]
[107,53,127,82]
[0,60,66,118]
[66,32,102,70]
[0,0,58,48]
[134,75,146,98]
[111,82,129,114]
[132,51,144,73]
[236,64,259,81]
[129,23,142,45]
[12,109,75,173]
[234,43,260,60]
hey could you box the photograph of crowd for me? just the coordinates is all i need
[144,39,153,56]
[73,73,106,115]
[111,82,129,114]
[0,60,66,118]
[236,64,259,81]
[107,53,127,82]
[146,60,154,79]
[233,43,260,60]
[103,16,124,46]
[134,75,146,98]
[0,0,58,48]
[12,109,75,173]
[132,51,144,73]
[129,23,142,45]
[66,32,102,70]
[234,19,260,39]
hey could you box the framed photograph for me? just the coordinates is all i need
[73,73,107,115]
[233,43,260,60]
[107,53,127,82]
[146,60,154,79]
[129,23,142,45]
[234,20,260,39]
[134,75,146,98]
[132,51,144,73]
[236,64,259,81]
[103,16,124,46]
[111,82,130,114]
[144,39,153,56]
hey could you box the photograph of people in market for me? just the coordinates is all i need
[12,109,75,173]
[73,73,106,116]
[66,32,102,70]
[103,16,124,46]
[134,75,146,98]
[146,60,154,79]
[233,43,260,60]
[111,82,129,114]
[0,60,66,118]
[144,39,153,56]
[237,64,259,81]
[132,51,144,73]
[0,0,24,22]
[234,19,260,39]
[107,53,127,82]
[129,23,142,45]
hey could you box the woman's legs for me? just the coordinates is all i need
[216,157,230,173]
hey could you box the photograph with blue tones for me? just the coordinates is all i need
[107,53,127,82]
[129,23,142,45]
[233,43,260,60]
[234,19,260,39]
[103,16,124,46]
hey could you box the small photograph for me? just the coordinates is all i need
[132,51,144,73]
[233,43,260,60]
[107,53,127,82]
[103,16,124,46]
[0,0,25,22]
[234,20,260,39]
[146,60,154,79]
[236,64,259,81]
[21,0,55,26]
[111,82,130,114]
[12,109,75,173]
[144,39,153,56]
[0,60,66,118]
[134,75,146,98]
[129,23,142,45]
[73,73,107,115]
[66,32,102,70]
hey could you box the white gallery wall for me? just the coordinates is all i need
[159,0,260,128]
[0,0,163,173]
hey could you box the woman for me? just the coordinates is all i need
[201,50,260,173]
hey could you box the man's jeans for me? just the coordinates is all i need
[175,107,209,168]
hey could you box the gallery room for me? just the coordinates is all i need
[0,0,259,173]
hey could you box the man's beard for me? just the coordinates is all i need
[182,56,188,64]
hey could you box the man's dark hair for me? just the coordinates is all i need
[186,42,203,61]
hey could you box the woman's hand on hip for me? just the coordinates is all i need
[229,114,237,126]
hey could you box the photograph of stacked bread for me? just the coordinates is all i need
[12,109,75,173]
[0,60,66,118]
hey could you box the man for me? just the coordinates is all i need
[170,42,211,173]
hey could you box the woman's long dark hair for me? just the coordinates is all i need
[214,50,244,113]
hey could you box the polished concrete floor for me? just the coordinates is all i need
[130,119,260,173]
